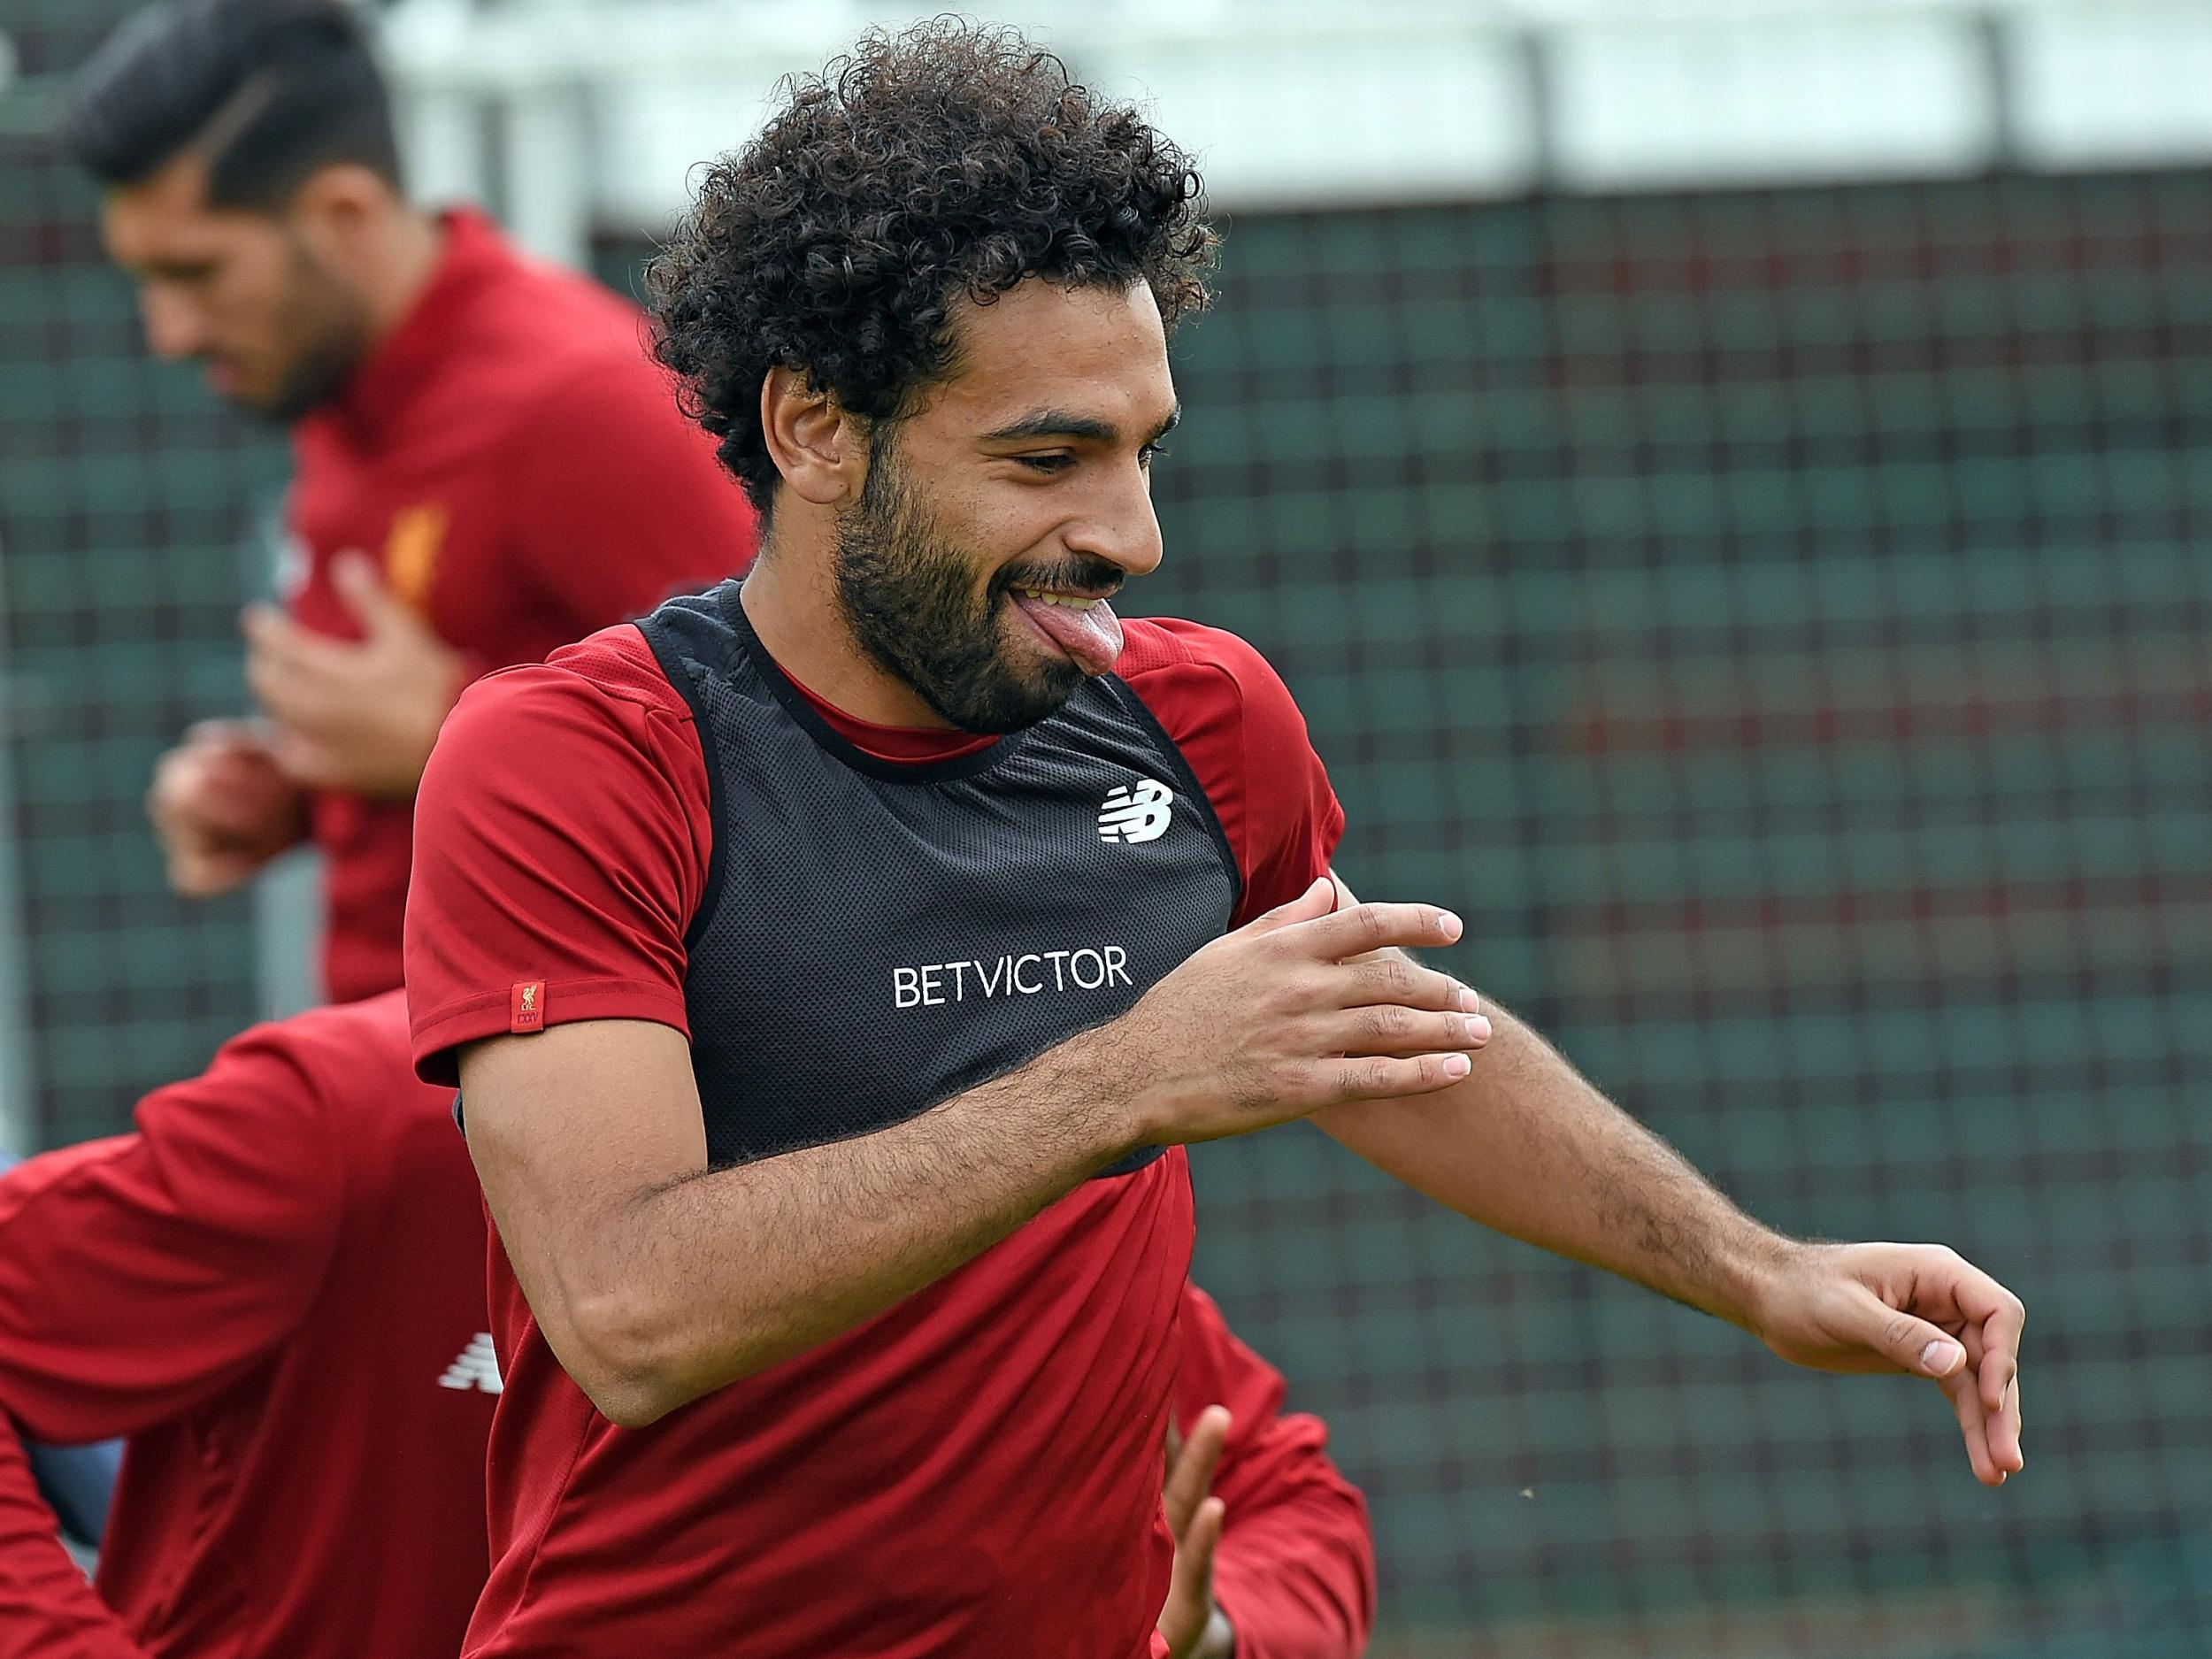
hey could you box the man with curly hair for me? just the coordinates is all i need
[405,20,2025,1658]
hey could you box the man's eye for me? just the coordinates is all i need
[1139,443,1171,468]
[1015,454,1073,475]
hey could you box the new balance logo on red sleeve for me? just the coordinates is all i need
[438,1333,504,1394]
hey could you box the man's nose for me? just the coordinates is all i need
[140,286,210,360]
[1065,467,1165,580]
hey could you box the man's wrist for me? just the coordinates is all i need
[1717,1226,1809,1336]
[979,1022,1151,1174]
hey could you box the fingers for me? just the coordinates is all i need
[1162,1405,1229,1536]
[332,553,419,638]
[1245,878,1340,934]
[1291,900,1464,963]
[262,727,347,790]
[1967,1283,2025,1475]
[240,603,341,674]
[1940,1362,2003,1487]
[243,610,339,728]
[1181,1495,1224,1584]
[180,718,274,753]
[1320,1050,1472,1104]
[1342,952,1485,1017]
[165,846,259,897]
[1906,1247,2027,1477]
[1326,1005,1491,1057]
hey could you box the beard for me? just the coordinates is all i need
[249,237,375,422]
[832,437,1122,734]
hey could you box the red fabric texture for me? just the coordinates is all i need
[1172,1288,1377,1659]
[0,995,495,1659]
[403,611,1348,1656]
[285,208,757,1003]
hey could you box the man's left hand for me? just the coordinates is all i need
[1158,1405,1236,1659]
[243,553,466,799]
[1751,1240,2025,1486]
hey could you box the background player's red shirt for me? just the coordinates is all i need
[405,615,1346,1656]
[0,995,495,1658]
[1177,1287,1376,1659]
[283,208,757,1002]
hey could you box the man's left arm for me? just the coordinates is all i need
[1311,878,2025,1486]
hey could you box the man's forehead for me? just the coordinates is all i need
[938,279,1175,428]
[102,152,227,259]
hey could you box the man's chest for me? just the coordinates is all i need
[282,421,524,657]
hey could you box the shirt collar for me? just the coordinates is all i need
[315,206,516,446]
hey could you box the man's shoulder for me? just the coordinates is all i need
[1115,617,1305,737]
[457,623,695,734]
[213,993,449,1131]
[444,257,669,416]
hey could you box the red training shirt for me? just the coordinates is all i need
[283,207,757,1002]
[405,614,1346,1656]
[0,994,495,1658]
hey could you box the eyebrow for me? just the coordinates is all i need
[980,403,1183,446]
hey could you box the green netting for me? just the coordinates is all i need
[1129,182,2212,1655]
[2,0,292,1149]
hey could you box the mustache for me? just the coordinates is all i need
[990,556,1126,603]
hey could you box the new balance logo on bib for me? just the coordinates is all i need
[1099,778,1173,843]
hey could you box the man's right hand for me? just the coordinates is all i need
[1099,876,1489,1148]
[146,721,309,897]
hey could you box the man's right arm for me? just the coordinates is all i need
[0,1028,343,1652]
[0,1418,147,1658]
[460,881,1483,1426]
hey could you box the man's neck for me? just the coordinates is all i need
[356,208,444,347]
[738,533,958,731]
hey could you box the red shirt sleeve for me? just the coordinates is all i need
[0,1418,146,1658]
[405,626,712,1084]
[1175,1286,1376,1659]
[498,359,758,629]
[0,1029,343,1446]
[1118,620,1346,927]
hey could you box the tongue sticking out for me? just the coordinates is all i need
[1011,592,1125,676]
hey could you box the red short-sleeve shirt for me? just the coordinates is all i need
[404,613,1344,1657]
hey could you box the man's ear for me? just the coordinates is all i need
[759,367,864,507]
[286,163,388,251]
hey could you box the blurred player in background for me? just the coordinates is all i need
[62,0,757,1003]
[409,23,2024,1659]
[0,995,496,1658]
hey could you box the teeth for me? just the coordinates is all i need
[1015,588,1102,611]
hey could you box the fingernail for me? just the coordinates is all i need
[1921,1339,1963,1374]
[1458,987,1482,1013]
[1442,1053,1471,1078]
[1464,1015,1492,1045]
[1438,910,1463,941]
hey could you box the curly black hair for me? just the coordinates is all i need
[648,18,1217,511]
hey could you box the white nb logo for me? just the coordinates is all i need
[1099,778,1174,844]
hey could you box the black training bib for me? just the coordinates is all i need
[636,580,1240,1171]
